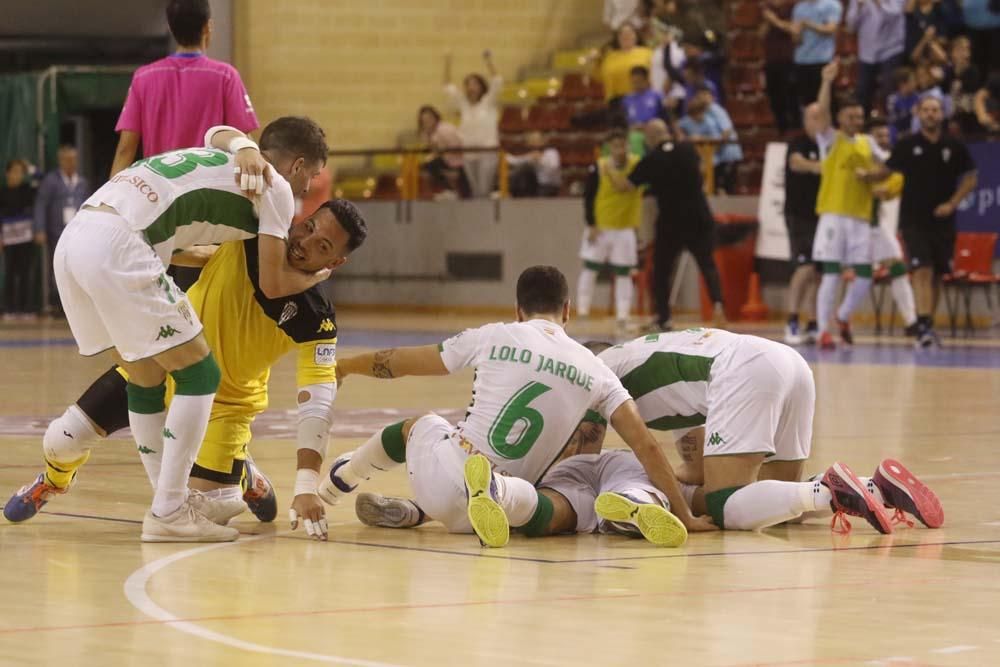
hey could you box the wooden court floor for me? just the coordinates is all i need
[1,313,999,666]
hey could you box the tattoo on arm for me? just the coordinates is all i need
[372,349,396,379]
[678,433,698,463]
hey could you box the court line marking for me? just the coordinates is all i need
[929,645,978,654]
[122,537,404,667]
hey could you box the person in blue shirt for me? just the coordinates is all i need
[963,0,1000,77]
[792,0,844,108]
[886,66,919,140]
[678,86,743,194]
[622,66,666,127]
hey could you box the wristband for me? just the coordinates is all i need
[229,136,259,154]
[294,468,320,497]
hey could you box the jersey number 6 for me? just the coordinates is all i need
[487,381,552,460]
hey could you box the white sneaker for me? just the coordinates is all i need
[784,323,803,345]
[317,454,360,506]
[355,492,424,528]
[141,499,240,542]
[188,490,248,526]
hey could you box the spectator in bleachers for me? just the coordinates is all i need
[960,0,1000,76]
[845,0,906,115]
[443,50,502,198]
[598,24,653,108]
[506,132,562,198]
[681,60,719,105]
[973,72,1000,133]
[911,63,953,131]
[417,105,470,199]
[762,0,802,134]
[678,86,743,194]
[791,0,844,108]
[623,66,666,126]
[649,18,687,108]
[943,36,983,134]
[886,66,920,137]
[1,159,37,320]
[33,146,89,315]
[904,0,953,64]
[604,0,643,31]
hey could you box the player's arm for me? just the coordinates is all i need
[338,345,449,381]
[110,130,141,177]
[289,372,338,540]
[935,169,977,218]
[257,234,331,299]
[611,400,716,531]
[789,150,822,175]
[816,58,838,134]
[170,245,219,268]
[204,125,272,197]
[872,172,905,200]
[583,164,600,240]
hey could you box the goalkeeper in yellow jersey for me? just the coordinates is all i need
[4,200,367,541]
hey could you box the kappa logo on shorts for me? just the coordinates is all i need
[136,445,156,454]
[162,428,176,440]
[156,325,181,340]
[278,302,298,326]
[707,432,726,447]
[317,318,335,333]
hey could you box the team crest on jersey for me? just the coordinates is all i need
[177,302,193,326]
[278,302,298,326]
[314,343,336,366]
[317,318,335,333]
[942,147,951,162]
[914,146,923,156]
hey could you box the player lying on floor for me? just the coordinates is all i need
[4,200,367,542]
[353,329,944,540]
[319,265,716,548]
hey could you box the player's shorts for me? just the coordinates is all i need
[539,450,667,533]
[579,228,638,274]
[785,214,819,265]
[812,213,872,267]
[872,225,904,264]
[901,220,955,276]
[405,413,475,533]
[54,209,202,362]
[703,336,814,462]
[190,414,254,485]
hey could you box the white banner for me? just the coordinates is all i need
[755,142,790,261]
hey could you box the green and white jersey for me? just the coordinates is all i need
[598,328,742,432]
[84,147,293,262]
[439,319,632,484]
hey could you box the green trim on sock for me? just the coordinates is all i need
[583,260,604,272]
[609,264,635,276]
[170,354,221,396]
[853,264,873,278]
[126,382,166,415]
[822,262,841,274]
[705,486,743,529]
[380,421,407,463]
[888,261,907,278]
[520,492,554,537]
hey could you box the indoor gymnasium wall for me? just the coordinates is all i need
[232,0,606,150]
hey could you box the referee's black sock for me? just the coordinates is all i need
[917,315,932,332]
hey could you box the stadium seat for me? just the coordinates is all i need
[943,232,999,337]
[728,2,763,29]
[728,31,764,62]
[500,105,529,134]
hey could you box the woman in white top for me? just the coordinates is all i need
[443,51,502,197]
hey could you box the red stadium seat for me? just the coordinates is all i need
[729,2,763,29]
[943,232,1000,336]
[499,106,529,134]
[729,31,764,61]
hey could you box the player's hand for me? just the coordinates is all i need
[933,201,956,218]
[587,227,601,244]
[312,267,333,284]
[872,184,890,200]
[289,493,328,541]
[821,58,839,83]
[233,148,272,198]
[681,513,718,532]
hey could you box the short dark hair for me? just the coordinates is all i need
[463,73,489,100]
[167,0,210,47]
[837,93,862,111]
[893,66,915,87]
[630,65,650,78]
[259,116,329,166]
[516,266,569,316]
[583,341,613,356]
[693,83,714,96]
[319,199,368,252]
[866,117,889,132]
[417,104,442,132]
[606,128,628,143]
[5,158,28,174]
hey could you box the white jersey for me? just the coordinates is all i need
[84,146,293,262]
[439,319,632,484]
[597,328,744,431]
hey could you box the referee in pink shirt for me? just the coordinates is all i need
[110,0,259,176]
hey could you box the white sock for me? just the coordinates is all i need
[495,475,539,527]
[722,480,831,531]
[836,276,872,323]
[817,273,840,332]
[576,267,598,316]
[43,404,99,464]
[198,486,243,502]
[614,275,633,321]
[129,410,166,491]
[341,425,404,486]
[152,393,215,517]
[890,276,917,327]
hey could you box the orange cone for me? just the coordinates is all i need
[740,272,769,321]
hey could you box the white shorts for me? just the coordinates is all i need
[538,450,667,533]
[54,209,202,362]
[703,337,814,462]
[405,414,474,533]
[579,228,637,273]
[812,213,872,267]
[871,225,903,264]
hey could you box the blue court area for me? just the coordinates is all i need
[3,327,999,369]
